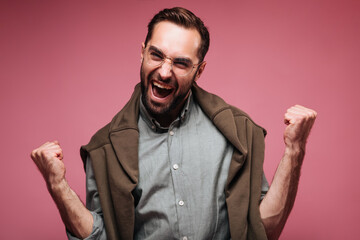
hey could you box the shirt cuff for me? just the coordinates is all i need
[66,211,106,240]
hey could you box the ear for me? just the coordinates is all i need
[194,61,207,82]
[141,42,145,62]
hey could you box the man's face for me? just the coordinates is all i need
[140,21,205,120]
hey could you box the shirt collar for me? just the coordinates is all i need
[140,91,193,133]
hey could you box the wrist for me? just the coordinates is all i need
[284,140,306,153]
[47,178,69,198]
[284,145,305,167]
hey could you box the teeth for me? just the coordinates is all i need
[153,82,172,90]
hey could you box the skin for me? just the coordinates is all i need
[30,21,317,239]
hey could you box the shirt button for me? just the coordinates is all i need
[169,130,174,136]
[182,237,188,240]
[173,164,179,170]
[178,200,184,206]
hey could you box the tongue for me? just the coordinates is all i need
[153,84,172,98]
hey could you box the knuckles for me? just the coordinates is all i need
[31,149,42,161]
[30,150,36,159]
[40,150,50,160]
[285,105,317,123]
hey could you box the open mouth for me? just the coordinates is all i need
[152,81,174,99]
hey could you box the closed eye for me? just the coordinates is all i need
[173,58,192,69]
[149,51,163,61]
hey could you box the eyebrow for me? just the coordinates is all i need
[148,45,193,64]
[148,46,163,56]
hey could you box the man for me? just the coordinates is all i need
[31,7,317,240]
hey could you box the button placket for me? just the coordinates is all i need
[168,123,190,238]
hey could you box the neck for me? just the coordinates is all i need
[152,100,186,127]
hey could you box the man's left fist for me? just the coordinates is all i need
[283,105,317,150]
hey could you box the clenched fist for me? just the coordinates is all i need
[30,141,66,188]
[284,105,317,151]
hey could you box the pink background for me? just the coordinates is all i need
[1,0,359,239]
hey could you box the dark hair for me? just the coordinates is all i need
[145,7,210,62]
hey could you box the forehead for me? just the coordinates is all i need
[148,21,201,60]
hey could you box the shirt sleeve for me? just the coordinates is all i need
[66,156,107,240]
[260,172,270,201]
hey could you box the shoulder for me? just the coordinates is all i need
[228,104,267,136]
[192,83,266,136]
[82,123,112,153]
[80,123,112,166]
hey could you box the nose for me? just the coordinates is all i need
[158,58,173,79]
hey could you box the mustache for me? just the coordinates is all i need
[150,73,178,89]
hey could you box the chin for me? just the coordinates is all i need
[142,93,172,116]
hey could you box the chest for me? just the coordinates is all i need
[134,104,233,239]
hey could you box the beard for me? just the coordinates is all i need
[140,62,196,118]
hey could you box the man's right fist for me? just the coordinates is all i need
[30,141,66,188]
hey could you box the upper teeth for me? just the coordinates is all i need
[153,82,172,90]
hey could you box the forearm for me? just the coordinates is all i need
[259,146,304,240]
[48,179,93,239]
